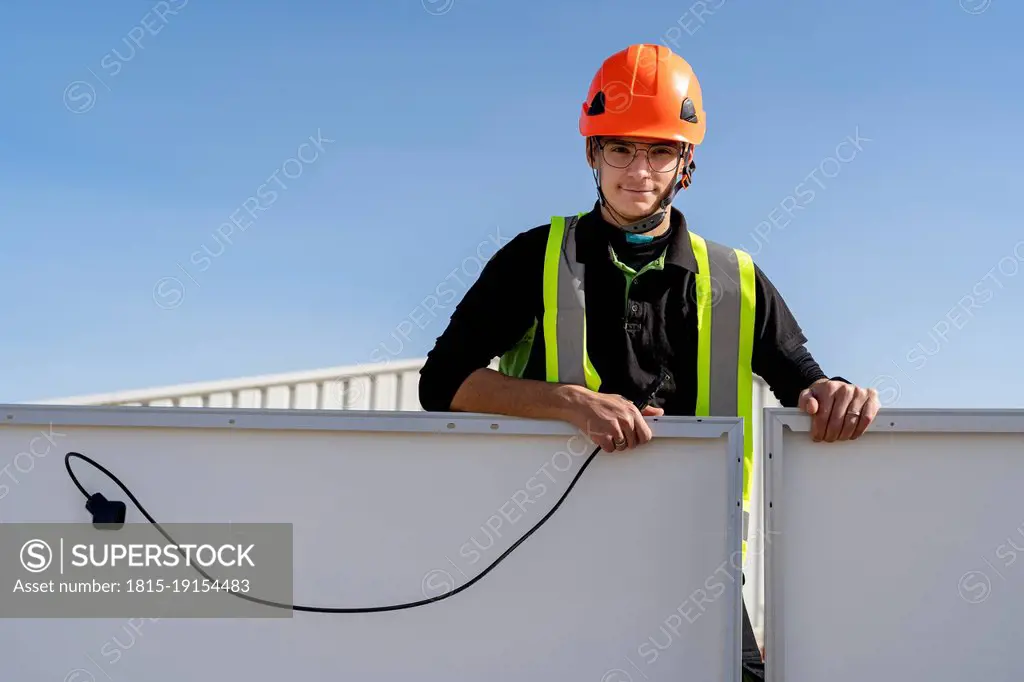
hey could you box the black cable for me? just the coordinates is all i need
[64,443,601,613]
[63,371,668,614]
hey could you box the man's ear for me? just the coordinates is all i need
[585,137,601,170]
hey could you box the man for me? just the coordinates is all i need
[418,43,879,681]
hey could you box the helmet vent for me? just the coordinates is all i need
[680,97,698,123]
[586,91,606,116]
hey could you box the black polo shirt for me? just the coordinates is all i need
[418,201,830,414]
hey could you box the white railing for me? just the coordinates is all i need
[34,358,434,411]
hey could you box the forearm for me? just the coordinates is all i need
[449,368,584,421]
[418,229,545,413]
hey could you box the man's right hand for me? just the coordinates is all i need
[560,388,665,453]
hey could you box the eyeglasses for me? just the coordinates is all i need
[598,139,685,173]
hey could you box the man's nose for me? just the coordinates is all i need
[627,149,653,173]
[626,159,652,178]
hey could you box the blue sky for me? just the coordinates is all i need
[0,0,1020,407]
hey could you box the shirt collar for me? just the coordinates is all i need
[574,201,698,272]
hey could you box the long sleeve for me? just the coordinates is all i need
[418,228,544,412]
[750,264,828,407]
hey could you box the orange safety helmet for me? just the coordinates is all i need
[579,44,706,233]
[579,43,706,145]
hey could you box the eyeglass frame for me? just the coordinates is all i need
[593,137,690,173]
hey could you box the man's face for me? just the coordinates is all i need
[589,136,685,221]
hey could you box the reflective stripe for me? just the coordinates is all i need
[736,249,756,541]
[542,217,565,383]
[582,315,602,390]
[543,215,601,391]
[691,234,713,416]
[707,242,740,416]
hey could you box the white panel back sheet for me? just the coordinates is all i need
[765,408,1024,682]
[0,406,744,682]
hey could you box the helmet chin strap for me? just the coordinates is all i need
[594,171,681,235]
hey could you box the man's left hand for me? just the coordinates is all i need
[797,378,879,442]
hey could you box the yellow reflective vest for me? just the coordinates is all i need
[499,213,757,558]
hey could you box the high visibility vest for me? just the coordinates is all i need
[503,214,757,559]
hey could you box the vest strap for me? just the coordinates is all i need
[690,232,757,557]
[543,215,600,391]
